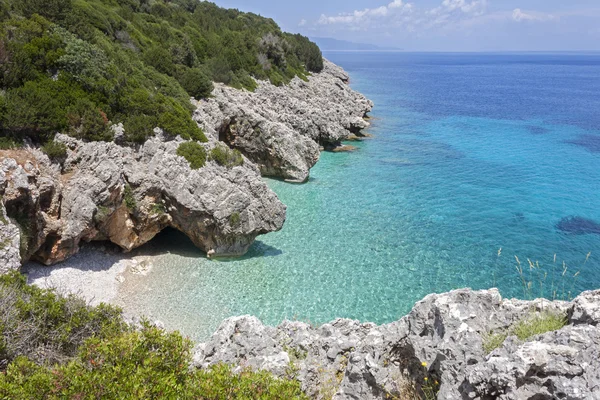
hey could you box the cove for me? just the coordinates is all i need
[113,52,600,340]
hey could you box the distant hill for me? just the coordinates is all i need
[311,37,402,51]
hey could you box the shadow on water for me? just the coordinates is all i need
[215,241,283,263]
[557,216,600,235]
[565,133,600,153]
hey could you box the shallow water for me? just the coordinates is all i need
[117,52,600,340]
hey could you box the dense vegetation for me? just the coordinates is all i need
[0,0,323,145]
[0,272,308,399]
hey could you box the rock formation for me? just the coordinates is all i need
[193,289,600,400]
[194,59,374,182]
[0,134,285,266]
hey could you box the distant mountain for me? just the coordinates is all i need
[311,37,402,51]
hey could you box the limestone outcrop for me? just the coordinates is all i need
[194,59,374,182]
[193,289,600,400]
[0,134,285,265]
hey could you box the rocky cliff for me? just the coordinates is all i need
[0,134,285,266]
[0,59,371,266]
[192,289,600,400]
[194,59,374,182]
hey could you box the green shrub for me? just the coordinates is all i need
[0,324,308,399]
[0,137,21,150]
[177,67,213,99]
[123,114,157,143]
[123,184,136,211]
[177,141,206,169]
[0,271,127,367]
[41,140,67,160]
[210,145,244,168]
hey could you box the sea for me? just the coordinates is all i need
[117,52,600,340]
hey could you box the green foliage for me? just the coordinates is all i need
[512,311,567,341]
[482,331,509,354]
[41,140,67,160]
[177,67,213,99]
[483,311,568,354]
[0,0,322,145]
[150,202,166,215]
[177,141,206,170]
[0,271,126,367]
[123,184,136,211]
[210,145,244,168]
[229,212,240,226]
[11,0,73,21]
[0,137,20,150]
[0,273,308,399]
[0,327,308,399]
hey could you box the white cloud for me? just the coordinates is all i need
[512,8,554,22]
[316,0,488,32]
[318,0,412,26]
[299,19,307,26]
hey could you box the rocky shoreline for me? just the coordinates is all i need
[193,288,600,400]
[0,59,371,267]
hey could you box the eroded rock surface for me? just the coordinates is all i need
[0,135,285,265]
[193,289,600,400]
[194,59,374,182]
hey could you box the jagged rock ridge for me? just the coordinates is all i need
[0,135,285,266]
[194,59,374,182]
[193,289,600,400]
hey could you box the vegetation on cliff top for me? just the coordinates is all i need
[0,0,323,145]
[0,271,308,399]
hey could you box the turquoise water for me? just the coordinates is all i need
[120,53,600,340]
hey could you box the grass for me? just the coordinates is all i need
[483,310,568,354]
[123,184,136,211]
[512,311,568,341]
[498,248,590,301]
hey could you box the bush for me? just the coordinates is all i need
[123,114,157,143]
[177,67,213,99]
[177,141,206,169]
[41,140,67,160]
[210,145,244,168]
[0,276,308,399]
[0,325,308,399]
[0,271,126,367]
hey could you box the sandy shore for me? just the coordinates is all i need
[23,242,156,307]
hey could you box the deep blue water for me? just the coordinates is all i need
[119,52,600,339]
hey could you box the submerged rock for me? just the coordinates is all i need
[193,289,600,400]
[194,59,374,182]
[557,216,600,235]
[0,135,285,265]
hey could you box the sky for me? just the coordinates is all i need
[212,0,600,51]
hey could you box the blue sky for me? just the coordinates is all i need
[213,0,600,51]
